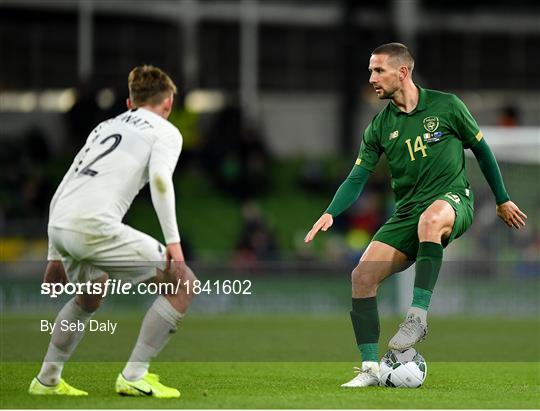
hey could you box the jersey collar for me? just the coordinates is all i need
[389,85,427,115]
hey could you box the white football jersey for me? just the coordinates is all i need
[49,108,182,245]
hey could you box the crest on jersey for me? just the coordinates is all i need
[423,116,439,132]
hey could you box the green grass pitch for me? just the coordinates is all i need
[2,362,539,409]
[1,313,539,408]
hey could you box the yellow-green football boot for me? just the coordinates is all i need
[28,377,88,396]
[115,372,180,398]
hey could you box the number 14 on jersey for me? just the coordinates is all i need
[405,136,427,161]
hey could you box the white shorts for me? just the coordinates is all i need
[48,225,166,284]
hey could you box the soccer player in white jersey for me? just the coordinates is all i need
[28,65,195,398]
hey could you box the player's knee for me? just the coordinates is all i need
[419,211,448,234]
[351,265,377,291]
[75,274,107,312]
[185,264,197,283]
[166,264,197,302]
[183,265,198,301]
[75,294,103,313]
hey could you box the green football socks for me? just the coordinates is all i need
[412,241,443,310]
[350,297,379,362]
[412,287,432,310]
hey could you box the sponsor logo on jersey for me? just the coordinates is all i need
[423,116,439,132]
[389,130,399,140]
[422,131,443,143]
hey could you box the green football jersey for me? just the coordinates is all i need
[357,86,483,213]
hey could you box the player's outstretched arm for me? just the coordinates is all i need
[304,165,371,243]
[496,201,527,229]
[471,139,526,228]
[149,130,182,247]
[304,213,333,243]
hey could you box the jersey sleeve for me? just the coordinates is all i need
[325,166,371,217]
[148,128,183,244]
[451,95,483,149]
[356,122,382,172]
[471,139,510,205]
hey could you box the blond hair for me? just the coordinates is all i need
[128,65,177,107]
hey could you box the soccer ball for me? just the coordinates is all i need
[379,348,427,388]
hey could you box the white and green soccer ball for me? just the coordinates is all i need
[379,348,427,388]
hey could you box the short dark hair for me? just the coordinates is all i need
[128,65,177,107]
[372,43,414,71]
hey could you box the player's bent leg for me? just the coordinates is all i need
[417,200,455,243]
[351,241,412,298]
[75,273,108,313]
[389,200,455,351]
[43,260,68,284]
[159,261,198,313]
[343,241,410,388]
[31,274,108,396]
[120,264,197,396]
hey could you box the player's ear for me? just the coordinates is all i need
[126,98,133,109]
[399,66,408,81]
[164,95,174,112]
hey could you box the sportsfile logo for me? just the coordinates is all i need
[40,279,165,299]
[41,279,253,298]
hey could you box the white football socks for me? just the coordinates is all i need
[122,296,184,381]
[37,298,94,386]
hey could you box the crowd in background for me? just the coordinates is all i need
[0,88,538,270]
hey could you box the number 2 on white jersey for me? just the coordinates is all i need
[78,133,122,177]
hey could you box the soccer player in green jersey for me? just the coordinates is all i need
[304,43,527,388]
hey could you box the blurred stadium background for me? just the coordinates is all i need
[0,0,538,331]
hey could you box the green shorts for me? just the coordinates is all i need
[372,190,474,260]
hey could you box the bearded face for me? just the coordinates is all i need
[368,54,403,100]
